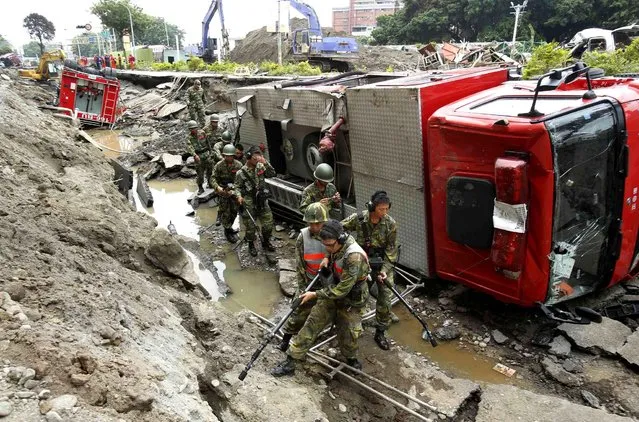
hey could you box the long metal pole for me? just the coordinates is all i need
[124,5,136,57]
[163,19,170,47]
[277,0,283,65]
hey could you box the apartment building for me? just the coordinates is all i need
[333,0,403,36]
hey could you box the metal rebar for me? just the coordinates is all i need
[248,314,436,420]
[308,349,438,412]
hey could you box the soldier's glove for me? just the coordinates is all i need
[238,204,245,216]
[319,265,331,277]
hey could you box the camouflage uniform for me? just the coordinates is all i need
[288,235,370,361]
[186,129,214,190]
[299,181,339,214]
[210,159,242,231]
[282,228,324,336]
[342,210,398,331]
[212,140,230,164]
[233,161,276,242]
[186,86,206,127]
[206,126,223,161]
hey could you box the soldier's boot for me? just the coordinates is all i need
[374,329,390,351]
[262,237,276,252]
[346,358,362,371]
[197,184,204,195]
[271,356,296,377]
[278,333,293,352]
[224,229,239,244]
[390,312,400,324]
[248,241,258,257]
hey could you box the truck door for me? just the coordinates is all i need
[545,102,626,303]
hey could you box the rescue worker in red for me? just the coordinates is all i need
[110,55,117,69]
[278,202,330,352]
[128,54,136,69]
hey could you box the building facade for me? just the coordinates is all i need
[333,0,403,36]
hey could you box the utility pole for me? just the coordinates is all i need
[510,0,528,56]
[277,0,283,65]
[163,19,170,48]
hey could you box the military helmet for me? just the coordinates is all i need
[304,202,329,223]
[313,163,334,183]
[222,130,232,142]
[222,144,236,156]
[210,114,220,122]
[187,120,199,129]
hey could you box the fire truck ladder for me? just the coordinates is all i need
[103,86,118,122]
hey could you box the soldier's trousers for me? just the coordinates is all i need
[242,203,273,242]
[189,106,206,129]
[288,298,364,361]
[195,156,213,188]
[282,295,317,335]
[370,271,394,331]
[218,197,238,229]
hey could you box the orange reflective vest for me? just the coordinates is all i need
[302,227,325,280]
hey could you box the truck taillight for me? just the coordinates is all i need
[491,157,529,274]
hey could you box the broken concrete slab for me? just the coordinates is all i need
[558,317,631,355]
[618,330,639,368]
[278,271,297,297]
[144,228,199,287]
[542,357,581,386]
[548,335,572,357]
[160,153,183,171]
[156,102,186,119]
[277,258,296,273]
[187,189,216,205]
[397,350,479,418]
[136,176,154,207]
[476,384,633,422]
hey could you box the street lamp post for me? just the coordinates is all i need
[163,19,170,48]
[123,4,136,57]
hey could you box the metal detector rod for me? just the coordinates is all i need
[238,273,321,380]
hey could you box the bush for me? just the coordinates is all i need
[188,56,204,71]
[523,42,570,79]
[582,50,637,76]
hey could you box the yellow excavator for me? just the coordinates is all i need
[19,49,66,81]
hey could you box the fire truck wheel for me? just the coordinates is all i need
[302,132,323,175]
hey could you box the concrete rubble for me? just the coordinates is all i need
[617,330,639,368]
[476,384,634,422]
[558,317,632,355]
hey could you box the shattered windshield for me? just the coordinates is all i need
[545,103,620,303]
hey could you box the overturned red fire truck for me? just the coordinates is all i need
[233,64,639,307]
[57,66,121,126]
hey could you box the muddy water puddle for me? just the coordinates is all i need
[135,178,281,316]
[87,129,139,159]
[389,306,527,386]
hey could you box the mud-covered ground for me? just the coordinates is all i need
[1,67,638,422]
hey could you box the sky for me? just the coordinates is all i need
[2,0,349,51]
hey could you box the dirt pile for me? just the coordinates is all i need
[230,19,421,71]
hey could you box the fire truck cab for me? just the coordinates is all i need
[428,64,639,305]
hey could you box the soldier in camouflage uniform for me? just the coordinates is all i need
[299,163,341,214]
[212,130,233,163]
[186,120,214,194]
[234,143,246,165]
[210,144,242,243]
[342,190,397,351]
[186,79,206,128]
[272,220,370,376]
[278,202,330,352]
[205,114,223,153]
[234,146,276,257]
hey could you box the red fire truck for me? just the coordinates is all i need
[57,66,121,126]
[233,65,639,307]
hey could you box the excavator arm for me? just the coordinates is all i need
[288,0,322,36]
[201,0,229,61]
[19,49,65,81]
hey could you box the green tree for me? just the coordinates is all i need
[70,32,101,57]
[22,41,41,56]
[0,35,13,55]
[91,0,184,50]
[23,13,56,55]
